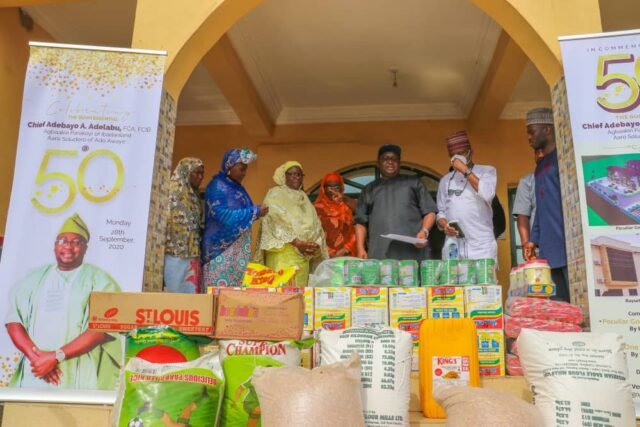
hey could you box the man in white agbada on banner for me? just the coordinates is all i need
[436,130,498,262]
[4,213,122,389]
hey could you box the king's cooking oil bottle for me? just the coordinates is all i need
[419,318,480,418]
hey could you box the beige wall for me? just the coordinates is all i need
[174,119,535,287]
[0,8,52,235]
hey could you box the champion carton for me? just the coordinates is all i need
[477,329,505,376]
[214,290,303,340]
[427,286,464,319]
[278,287,314,331]
[464,285,504,329]
[351,286,389,327]
[314,287,351,330]
[89,292,215,335]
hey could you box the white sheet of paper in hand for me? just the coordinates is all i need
[380,234,427,245]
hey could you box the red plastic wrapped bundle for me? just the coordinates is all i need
[506,353,523,376]
[505,297,583,325]
[504,315,582,338]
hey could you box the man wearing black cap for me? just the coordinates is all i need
[354,144,437,261]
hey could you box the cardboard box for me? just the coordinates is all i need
[215,290,304,340]
[88,292,215,335]
[207,286,241,295]
[389,287,427,346]
[278,287,314,331]
[427,286,464,319]
[464,285,504,329]
[314,287,351,330]
[351,286,389,327]
[478,329,505,376]
[412,347,420,372]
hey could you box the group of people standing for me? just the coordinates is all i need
[163,107,569,302]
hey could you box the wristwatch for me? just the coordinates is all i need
[55,348,66,363]
[422,228,430,237]
[463,169,473,178]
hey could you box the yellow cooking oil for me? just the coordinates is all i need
[419,317,480,418]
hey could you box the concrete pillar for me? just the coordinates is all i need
[142,89,177,292]
[551,77,590,325]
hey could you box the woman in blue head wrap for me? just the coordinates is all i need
[202,148,268,288]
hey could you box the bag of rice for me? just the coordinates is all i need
[125,325,204,364]
[518,329,635,427]
[433,384,543,427]
[112,352,225,427]
[318,327,413,427]
[252,353,365,427]
[218,339,313,426]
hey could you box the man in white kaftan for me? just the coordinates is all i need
[436,131,498,262]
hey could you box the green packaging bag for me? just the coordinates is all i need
[344,260,363,285]
[440,259,459,285]
[331,258,347,285]
[113,352,225,427]
[476,258,497,284]
[219,339,314,427]
[420,260,441,286]
[379,260,399,285]
[457,259,477,285]
[125,326,204,364]
[362,260,381,284]
[398,260,419,286]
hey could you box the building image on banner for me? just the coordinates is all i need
[0,43,165,401]
[583,154,640,225]
[591,234,640,297]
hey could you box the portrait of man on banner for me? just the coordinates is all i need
[4,213,121,389]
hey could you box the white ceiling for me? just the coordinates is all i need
[25,0,552,126]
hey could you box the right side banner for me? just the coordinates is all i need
[560,30,640,404]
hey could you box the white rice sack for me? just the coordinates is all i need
[518,329,635,427]
[318,326,412,427]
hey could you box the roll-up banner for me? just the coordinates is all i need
[0,42,165,403]
[560,29,640,412]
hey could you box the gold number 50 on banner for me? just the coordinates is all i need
[596,53,640,113]
[31,148,125,214]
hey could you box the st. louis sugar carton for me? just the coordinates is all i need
[314,287,351,330]
[464,285,503,330]
[389,287,427,371]
[279,287,314,331]
[477,329,505,376]
[351,286,389,327]
[427,286,464,319]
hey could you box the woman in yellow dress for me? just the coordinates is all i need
[255,161,327,285]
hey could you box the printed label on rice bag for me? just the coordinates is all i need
[432,356,470,387]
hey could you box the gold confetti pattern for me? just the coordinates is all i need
[0,352,20,386]
[28,47,164,97]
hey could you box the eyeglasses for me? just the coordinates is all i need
[55,238,84,248]
[325,184,341,189]
[380,156,399,163]
[286,171,305,178]
[447,189,464,197]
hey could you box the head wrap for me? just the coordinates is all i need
[526,108,554,126]
[273,161,303,186]
[221,148,257,173]
[58,213,90,242]
[446,130,471,153]
[317,172,345,206]
[313,172,356,257]
[378,144,402,159]
[171,157,204,185]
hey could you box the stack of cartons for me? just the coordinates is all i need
[388,287,427,371]
[314,287,351,331]
[464,285,505,376]
[351,286,389,327]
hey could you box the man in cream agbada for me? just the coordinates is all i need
[5,213,122,389]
